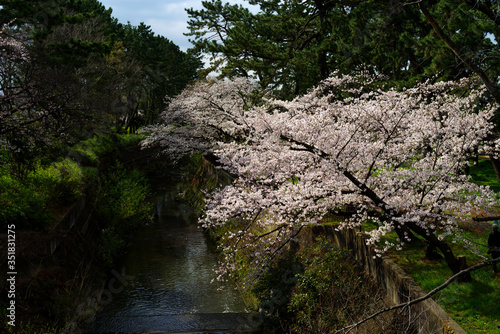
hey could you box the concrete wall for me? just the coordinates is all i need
[297,225,466,334]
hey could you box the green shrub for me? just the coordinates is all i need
[95,162,152,264]
[288,240,374,332]
[0,171,53,229]
[252,237,416,333]
[28,158,87,206]
[68,133,144,166]
[251,249,302,332]
[0,156,90,229]
[0,133,144,230]
[96,162,151,228]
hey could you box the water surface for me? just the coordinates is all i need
[84,179,256,333]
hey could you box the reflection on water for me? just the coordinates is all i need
[84,179,256,333]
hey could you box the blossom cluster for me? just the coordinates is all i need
[0,20,28,61]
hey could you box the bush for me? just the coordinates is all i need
[95,162,152,265]
[0,171,53,229]
[288,240,375,333]
[96,162,151,228]
[28,158,87,206]
[0,158,88,229]
[0,133,144,230]
[68,133,144,166]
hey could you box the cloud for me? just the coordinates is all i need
[100,0,201,51]
[145,18,192,50]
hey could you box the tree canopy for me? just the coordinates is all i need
[186,0,500,99]
[0,0,202,168]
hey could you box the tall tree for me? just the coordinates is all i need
[186,0,424,97]
[187,0,500,98]
[1,0,123,143]
[410,0,500,181]
[116,22,202,131]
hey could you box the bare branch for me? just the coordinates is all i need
[337,257,500,333]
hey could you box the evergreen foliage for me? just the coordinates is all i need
[187,0,500,99]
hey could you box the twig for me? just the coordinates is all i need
[336,257,500,333]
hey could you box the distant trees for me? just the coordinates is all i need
[116,22,203,131]
[0,0,202,168]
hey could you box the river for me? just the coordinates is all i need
[83,178,257,333]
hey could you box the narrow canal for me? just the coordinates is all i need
[84,178,257,333]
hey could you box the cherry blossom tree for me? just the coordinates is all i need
[145,75,499,278]
[141,77,265,161]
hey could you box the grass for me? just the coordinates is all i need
[387,237,500,333]
[385,157,500,333]
[468,157,500,192]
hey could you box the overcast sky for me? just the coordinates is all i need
[98,0,253,52]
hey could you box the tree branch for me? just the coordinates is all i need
[419,1,500,106]
[336,257,500,333]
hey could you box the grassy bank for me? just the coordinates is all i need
[0,133,153,333]
[387,237,500,333]
[384,157,500,333]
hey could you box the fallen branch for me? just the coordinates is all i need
[336,257,500,334]
[472,216,500,222]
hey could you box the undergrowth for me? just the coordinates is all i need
[0,158,90,229]
[94,161,153,267]
[0,133,144,230]
[252,237,418,333]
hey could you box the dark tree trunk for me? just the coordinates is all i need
[407,221,471,280]
[425,241,442,261]
[489,155,500,185]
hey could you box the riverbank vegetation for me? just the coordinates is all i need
[94,161,153,267]
[0,0,201,332]
[253,237,419,333]
[0,133,144,230]
[0,132,155,333]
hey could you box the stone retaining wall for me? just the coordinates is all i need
[297,225,467,334]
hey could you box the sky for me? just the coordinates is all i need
[98,0,253,52]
